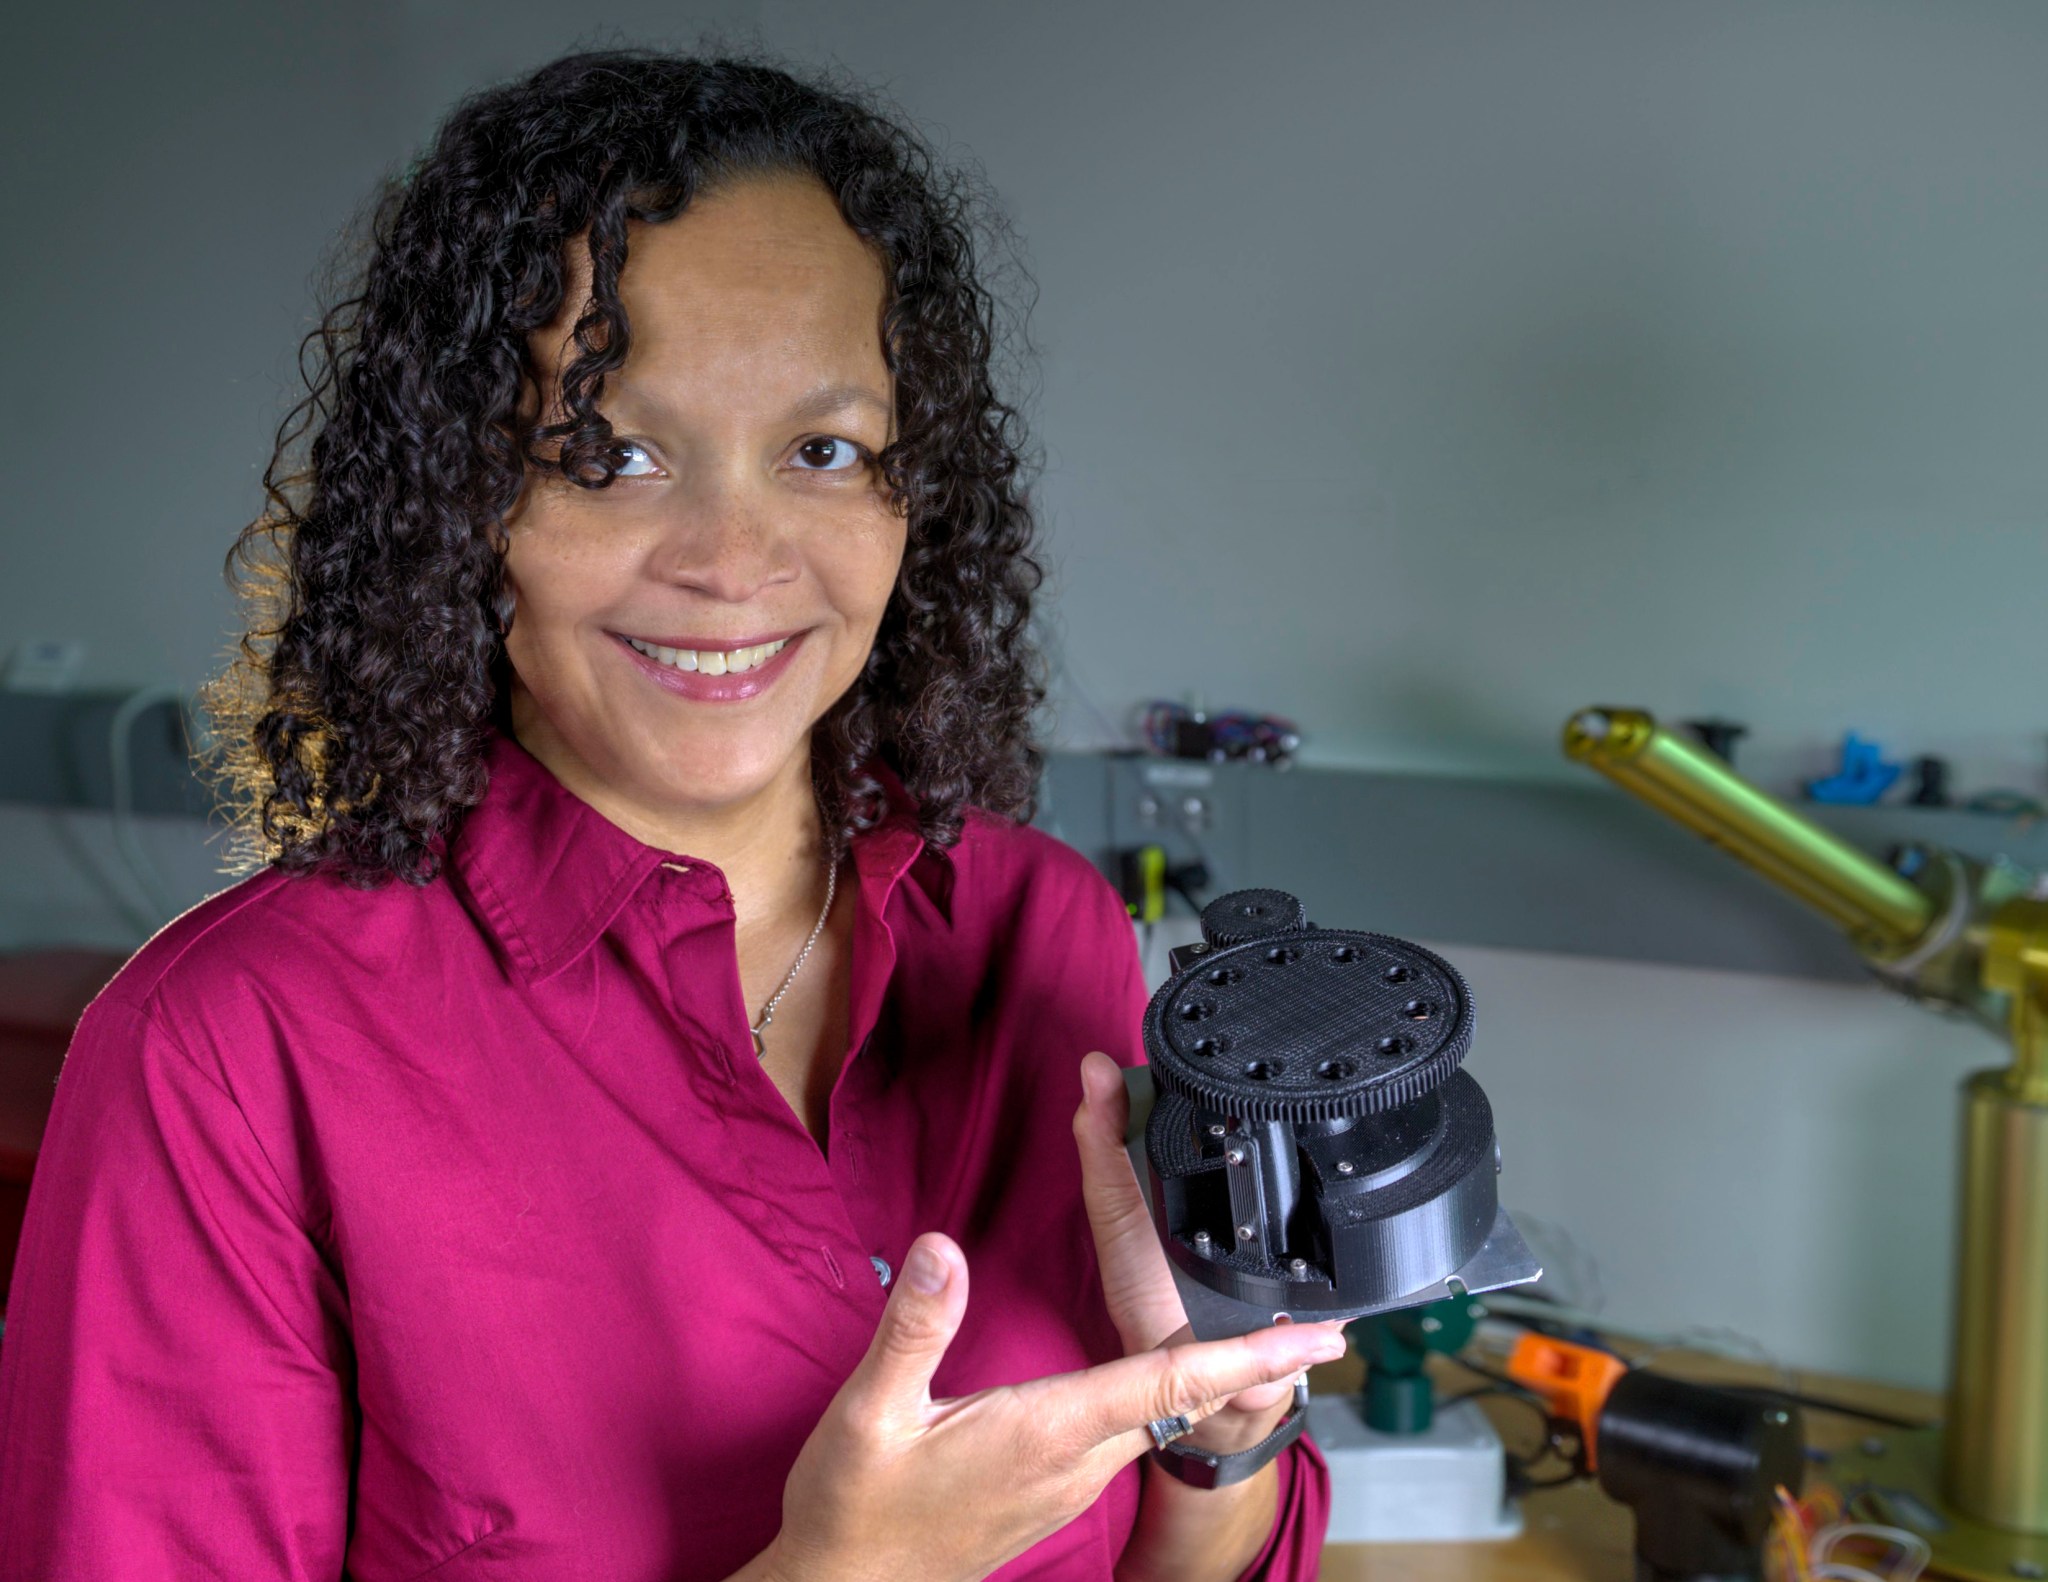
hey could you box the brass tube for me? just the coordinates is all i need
[1945,1070,2048,1529]
[1562,708,1935,955]
[1984,899,2048,1104]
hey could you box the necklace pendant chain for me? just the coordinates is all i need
[750,851,839,1060]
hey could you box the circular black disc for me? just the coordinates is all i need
[1145,929,1474,1120]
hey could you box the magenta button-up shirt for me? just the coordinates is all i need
[0,733,1327,1581]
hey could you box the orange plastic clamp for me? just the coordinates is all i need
[1505,1332,1632,1470]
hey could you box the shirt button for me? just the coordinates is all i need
[871,1255,892,1288]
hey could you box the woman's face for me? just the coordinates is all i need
[503,174,903,827]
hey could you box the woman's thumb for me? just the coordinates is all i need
[854,1232,969,1423]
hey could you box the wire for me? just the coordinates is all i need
[1812,1523,1930,1582]
[1767,1487,1927,1582]
[1480,1302,1935,1435]
[1773,1487,1815,1582]
[1437,1383,1544,1415]
[1446,1356,1541,1394]
[1731,1386,1932,1434]
[1484,1289,1794,1391]
[1438,1378,1587,1491]
[1478,1305,1933,1434]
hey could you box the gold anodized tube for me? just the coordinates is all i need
[1562,708,1935,956]
[1946,1069,2048,1528]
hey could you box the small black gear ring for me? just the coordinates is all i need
[1198,888,1310,949]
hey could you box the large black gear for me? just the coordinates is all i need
[1144,920,1473,1122]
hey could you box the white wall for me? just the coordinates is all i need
[1453,938,1982,1390]
[0,0,748,697]
[761,0,2048,798]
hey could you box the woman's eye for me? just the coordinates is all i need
[609,442,660,478]
[792,436,867,473]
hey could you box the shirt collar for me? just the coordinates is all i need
[450,730,948,981]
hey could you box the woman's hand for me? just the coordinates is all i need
[1072,1050,1340,1454]
[766,1233,1344,1582]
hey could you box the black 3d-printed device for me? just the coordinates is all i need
[1125,888,1542,1339]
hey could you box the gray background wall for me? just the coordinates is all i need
[7,1,2046,1390]
[761,0,2048,795]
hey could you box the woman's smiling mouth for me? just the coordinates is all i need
[619,633,794,675]
[611,628,810,701]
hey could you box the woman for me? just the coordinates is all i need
[0,53,1338,1581]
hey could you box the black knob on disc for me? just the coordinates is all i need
[1199,888,1309,949]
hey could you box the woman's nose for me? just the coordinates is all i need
[649,475,800,604]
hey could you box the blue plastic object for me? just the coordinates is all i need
[1805,733,1903,805]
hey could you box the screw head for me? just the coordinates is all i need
[1207,1123,1227,1138]
[1420,1316,1442,1334]
[1225,1146,1247,1167]
[1288,1257,1308,1276]
[1236,1224,1256,1243]
[1336,1160,1355,1176]
[1193,1229,1213,1250]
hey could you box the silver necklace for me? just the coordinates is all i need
[751,853,839,1059]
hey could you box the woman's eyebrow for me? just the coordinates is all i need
[601,377,892,428]
[784,383,892,427]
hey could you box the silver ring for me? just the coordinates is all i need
[1146,1414,1193,1451]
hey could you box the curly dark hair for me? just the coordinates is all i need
[208,49,1044,885]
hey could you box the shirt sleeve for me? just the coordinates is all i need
[0,992,353,1581]
[1231,1435,1331,1582]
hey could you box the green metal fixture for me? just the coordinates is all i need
[1348,1295,1483,1435]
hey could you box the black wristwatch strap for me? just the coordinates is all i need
[1146,1377,1311,1490]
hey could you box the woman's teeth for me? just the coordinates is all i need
[623,634,791,675]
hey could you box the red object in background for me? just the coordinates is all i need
[0,949,130,1309]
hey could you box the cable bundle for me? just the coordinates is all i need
[1769,1486,1930,1582]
